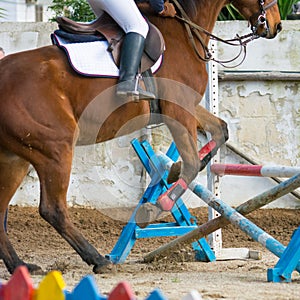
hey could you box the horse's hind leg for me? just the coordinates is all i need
[35,148,112,274]
[0,149,42,274]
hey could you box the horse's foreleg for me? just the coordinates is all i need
[155,116,201,210]
[135,112,200,227]
[0,152,41,274]
[135,105,229,227]
[196,105,228,169]
[36,148,113,274]
[167,106,229,183]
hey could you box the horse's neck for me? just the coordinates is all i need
[183,0,229,49]
[192,0,228,34]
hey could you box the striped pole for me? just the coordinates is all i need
[144,172,300,263]
[144,154,300,269]
[189,181,300,273]
[211,164,300,177]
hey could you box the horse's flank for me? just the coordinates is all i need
[0,0,281,275]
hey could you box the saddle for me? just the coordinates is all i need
[56,12,165,73]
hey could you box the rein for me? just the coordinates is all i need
[171,0,277,68]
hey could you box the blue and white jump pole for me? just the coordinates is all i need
[152,153,300,274]
[189,181,300,273]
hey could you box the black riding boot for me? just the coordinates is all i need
[116,32,155,101]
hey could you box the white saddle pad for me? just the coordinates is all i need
[54,34,163,77]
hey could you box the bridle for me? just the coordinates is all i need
[251,0,278,36]
[172,0,278,67]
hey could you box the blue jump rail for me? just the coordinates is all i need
[158,153,300,281]
[190,182,300,275]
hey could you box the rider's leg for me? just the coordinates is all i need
[87,0,156,100]
[116,32,156,100]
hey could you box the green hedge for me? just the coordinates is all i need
[219,1,300,21]
[47,0,300,22]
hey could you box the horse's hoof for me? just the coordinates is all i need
[26,263,45,275]
[135,203,163,228]
[167,161,182,184]
[93,261,116,274]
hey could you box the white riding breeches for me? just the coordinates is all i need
[87,0,149,38]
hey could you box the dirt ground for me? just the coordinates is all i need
[1,206,300,299]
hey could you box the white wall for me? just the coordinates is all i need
[0,21,299,209]
[0,22,56,55]
[213,21,300,208]
[1,0,36,22]
[0,0,53,22]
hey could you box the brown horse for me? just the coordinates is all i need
[0,0,281,274]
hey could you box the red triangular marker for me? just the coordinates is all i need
[108,281,136,300]
[4,266,34,300]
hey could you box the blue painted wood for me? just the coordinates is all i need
[107,140,166,263]
[147,152,218,262]
[135,225,198,238]
[107,139,215,264]
[156,152,300,266]
[141,141,191,225]
[107,140,173,263]
[191,182,300,273]
[141,140,173,187]
[145,288,168,300]
[106,210,141,263]
[70,275,105,300]
[145,222,178,228]
[134,140,215,262]
[64,291,73,300]
[267,227,300,282]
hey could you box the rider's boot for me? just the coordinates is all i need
[116,32,156,101]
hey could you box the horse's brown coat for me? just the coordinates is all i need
[0,0,281,274]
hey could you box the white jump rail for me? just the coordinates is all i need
[203,43,299,260]
[211,164,300,177]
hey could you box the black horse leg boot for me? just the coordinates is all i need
[116,32,155,101]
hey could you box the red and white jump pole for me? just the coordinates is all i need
[211,164,300,178]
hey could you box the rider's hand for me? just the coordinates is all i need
[159,2,176,18]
